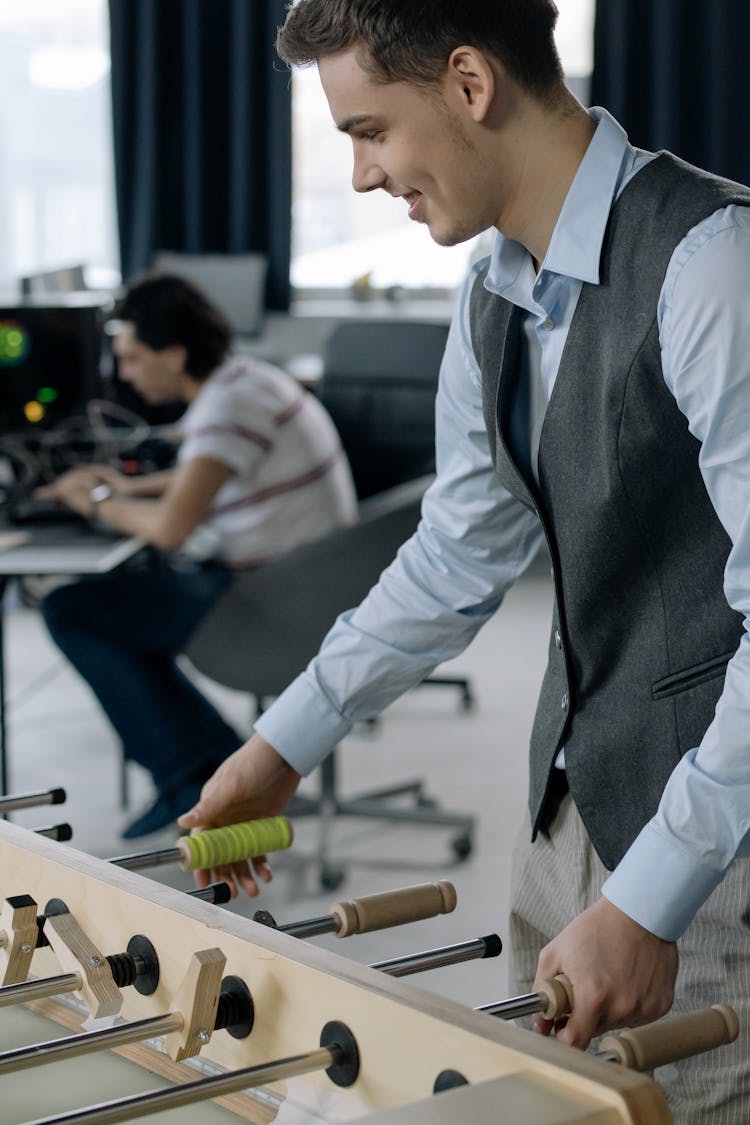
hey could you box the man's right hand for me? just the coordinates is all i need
[177,733,301,898]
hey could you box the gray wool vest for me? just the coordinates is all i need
[470,152,750,870]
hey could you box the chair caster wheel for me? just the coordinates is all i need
[319,866,345,891]
[451,833,473,862]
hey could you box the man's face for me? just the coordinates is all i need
[319,48,494,247]
[112,323,185,404]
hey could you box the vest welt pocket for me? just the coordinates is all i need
[651,651,735,700]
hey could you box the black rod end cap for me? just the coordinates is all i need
[321,1020,360,1087]
[481,933,503,958]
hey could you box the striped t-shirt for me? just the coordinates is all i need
[177,355,357,568]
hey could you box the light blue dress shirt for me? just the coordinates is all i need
[257,108,750,943]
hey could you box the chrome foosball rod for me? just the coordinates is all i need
[0,933,501,1079]
[438,1002,740,1097]
[1,1009,184,1073]
[0,884,230,1003]
[0,891,162,997]
[253,879,458,938]
[0,948,161,1011]
[13,1004,741,1123]
[254,878,500,978]
[107,815,293,872]
[18,1021,359,1125]
[0,883,227,991]
[475,977,739,1071]
[0,787,66,814]
[0,954,255,1075]
[0,993,250,1077]
[477,973,574,1021]
[187,881,231,905]
[253,879,500,977]
[373,933,502,977]
[31,823,72,842]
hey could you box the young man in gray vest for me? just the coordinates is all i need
[179,4,750,1118]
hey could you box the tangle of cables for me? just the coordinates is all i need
[0,399,176,507]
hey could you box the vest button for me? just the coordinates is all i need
[561,692,568,710]
[542,318,554,331]
[554,628,562,650]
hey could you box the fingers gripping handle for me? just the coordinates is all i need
[176,817,293,871]
[536,974,575,1020]
[599,1004,739,1071]
[331,881,458,937]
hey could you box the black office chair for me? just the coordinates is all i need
[316,319,444,499]
[183,321,476,889]
[316,320,473,708]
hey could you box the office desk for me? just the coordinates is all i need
[0,521,144,794]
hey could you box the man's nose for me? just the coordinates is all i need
[352,151,386,194]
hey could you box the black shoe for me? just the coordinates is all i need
[121,780,203,840]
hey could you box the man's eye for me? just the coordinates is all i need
[362,130,381,142]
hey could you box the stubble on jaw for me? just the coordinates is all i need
[416,86,495,247]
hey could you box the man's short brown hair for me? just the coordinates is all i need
[115,273,232,381]
[276,0,564,100]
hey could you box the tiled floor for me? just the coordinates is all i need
[3,555,553,1010]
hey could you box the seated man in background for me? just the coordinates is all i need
[36,273,357,838]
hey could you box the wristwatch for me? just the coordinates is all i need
[89,483,114,506]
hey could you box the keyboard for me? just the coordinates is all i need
[5,496,87,526]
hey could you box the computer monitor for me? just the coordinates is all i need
[0,298,107,433]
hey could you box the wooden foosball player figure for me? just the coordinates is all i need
[0,805,740,1124]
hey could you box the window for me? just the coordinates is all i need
[290,0,595,300]
[0,0,119,291]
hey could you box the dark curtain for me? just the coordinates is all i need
[591,0,750,187]
[108,0,291,309]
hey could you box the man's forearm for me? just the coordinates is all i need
[92,495,166,543]
[117,469,175,498]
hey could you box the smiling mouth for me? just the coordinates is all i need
[404,191,424,221]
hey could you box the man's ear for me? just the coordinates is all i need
[445,46,496,123]
[164,343,188,374]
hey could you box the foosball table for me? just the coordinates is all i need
[0,791,739,1124]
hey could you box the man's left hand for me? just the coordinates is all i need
[534,897,678,1048]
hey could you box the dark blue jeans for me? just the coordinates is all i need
[41,559,242,794]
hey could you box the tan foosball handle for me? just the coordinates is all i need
[535,974,575,1020]
[599,1004,739,1071]
[331,881,457,937]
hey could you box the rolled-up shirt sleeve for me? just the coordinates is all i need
[603,206,750,939]
[256,262,544,775]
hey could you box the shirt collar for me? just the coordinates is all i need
[486,107,634,297]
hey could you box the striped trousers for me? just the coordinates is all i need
[509,792,750,1125]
